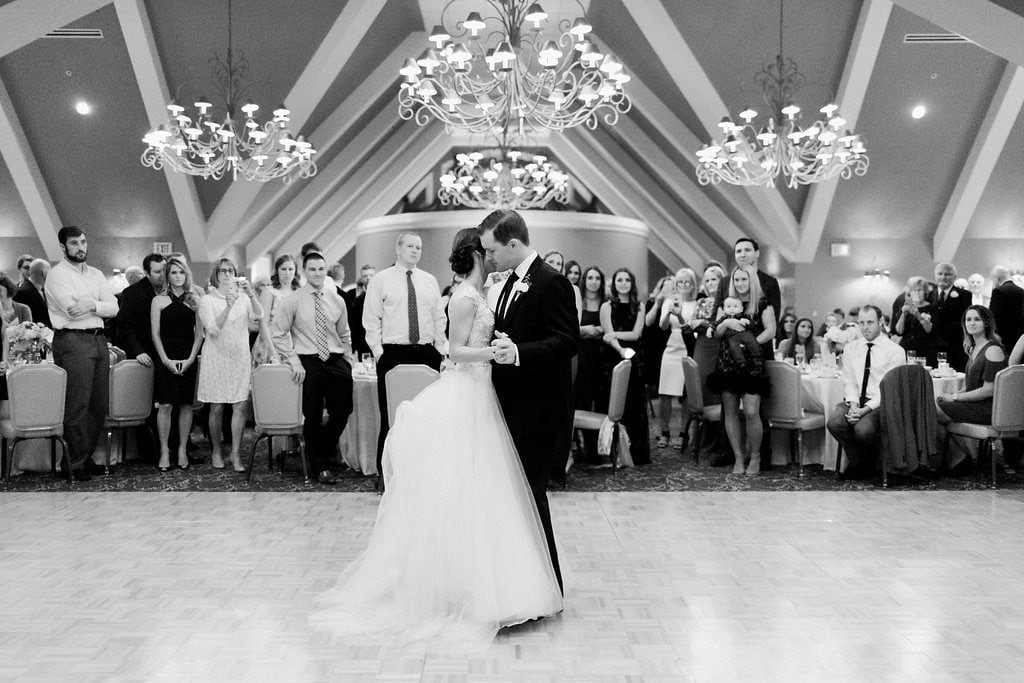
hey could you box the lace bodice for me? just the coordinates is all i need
[452,285,494,348]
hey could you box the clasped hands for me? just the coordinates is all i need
[844,403,869,423]
[490,331,517,365]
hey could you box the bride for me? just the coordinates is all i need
[311,228,563,649]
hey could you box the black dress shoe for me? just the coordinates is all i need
[83,459,106,476]
[710,454,735,467]
[60,466,91,481]
[317,470,338,485]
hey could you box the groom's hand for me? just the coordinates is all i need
[491,337,516,365]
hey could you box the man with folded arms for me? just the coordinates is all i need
[46,226,119,481]
[826,305,906,480]
[272,252,354,485]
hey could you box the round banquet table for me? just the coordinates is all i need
[769,370,966,470]
[339,370,380,475]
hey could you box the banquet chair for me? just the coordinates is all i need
[944,365,1024,489]
[573,359,631,470]
[384,365,441,425]
[681,357,721,464]
[878,363,939,488]
[764,360,826,478]
[1,363,71,484]
[247,363,309,484]
[103,360,156,474]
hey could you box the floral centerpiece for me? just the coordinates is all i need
[824,323,861,354]
[5,321,53,366]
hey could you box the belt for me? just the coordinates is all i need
[56,328,105,336]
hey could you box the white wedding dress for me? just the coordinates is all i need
[311,285,563,650]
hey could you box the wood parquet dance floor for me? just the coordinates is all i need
[2,491,1023,681]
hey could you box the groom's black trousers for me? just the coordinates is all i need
[374,343,443,483]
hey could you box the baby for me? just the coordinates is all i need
[719,297,761,363]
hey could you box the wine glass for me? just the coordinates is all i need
[906,350,917,365]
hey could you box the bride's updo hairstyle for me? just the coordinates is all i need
[449,227,484,276]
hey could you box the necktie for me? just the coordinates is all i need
[406,270,420,345]
[859,342,874,407]
[939,290,946,306]
[496,272,519,324]
[313,290,330,361]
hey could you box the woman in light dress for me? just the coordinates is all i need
[654,268,697,449]
[312,228,563,650]
[196,258,271,472]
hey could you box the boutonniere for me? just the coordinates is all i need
[512,274,532,295]
[949,290,959,299]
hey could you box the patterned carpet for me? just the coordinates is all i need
[4,422,1021,492]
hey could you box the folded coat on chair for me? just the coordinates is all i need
[879,365,940,473]
[597,418,633,468]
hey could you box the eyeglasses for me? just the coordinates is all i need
[218,268,235,274]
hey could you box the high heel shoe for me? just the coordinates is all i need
[746,456,761,476]
[229,455,246,473]
[157,464,171,473]
[732,460,746,475]
[178,457,190,471]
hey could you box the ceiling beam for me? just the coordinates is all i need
[892,0,1024,68]
[222,32,426,251]
[0,77,62,258]
[320,133,455,261]
[205,0,390,251]
[115,0,208,261]
[933,64,1024,261]
[619,0,800,252]
[0,0,110,57]
[244,113,403,263]
[549,133,708,269]
[795,0,892,263]
[256,122,441,263]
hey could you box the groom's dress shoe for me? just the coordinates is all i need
[317,470,338,485]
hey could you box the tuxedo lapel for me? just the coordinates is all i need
[502,257,544,328]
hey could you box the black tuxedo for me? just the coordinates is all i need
[13,281,50,329]
[928,285,971,371]
[116,278,158,359]
[492,257,579,590]
[991,280,1024,352]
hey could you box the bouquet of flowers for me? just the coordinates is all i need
[824,323,861,353]
[5,321,53,365]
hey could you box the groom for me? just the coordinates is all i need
[480,209,579,593]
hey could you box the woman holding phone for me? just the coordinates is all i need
[151,256,204,471]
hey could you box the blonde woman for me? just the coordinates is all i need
[655,268,697,449]
[892,275,938,366]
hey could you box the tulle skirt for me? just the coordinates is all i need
[310,363,563,651]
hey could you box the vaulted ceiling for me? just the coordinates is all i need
[1,0,1023,276]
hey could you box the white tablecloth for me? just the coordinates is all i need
[339,372,379,475]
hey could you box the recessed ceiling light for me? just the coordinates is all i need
[911,104,926,119]
[74,100,91,115]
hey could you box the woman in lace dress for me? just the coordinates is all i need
[312,228,562,650]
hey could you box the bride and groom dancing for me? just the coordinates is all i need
[313,209,580,648]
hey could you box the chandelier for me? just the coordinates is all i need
[438,147,570,209]
[140,0,316,183]
[398,1,631,135]
[695,0,867,189]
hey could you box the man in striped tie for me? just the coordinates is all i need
[272,252,354,485]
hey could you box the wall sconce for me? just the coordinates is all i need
[863,268,890,280]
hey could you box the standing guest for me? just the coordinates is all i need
[363,233,446,485]
[892,276,939,366]
[565,261,582,288]
[967,273,989,307]
[349,264,375,358]
[929,262,971,371]
[123,266,145,287]
[642,276,672,398]
[778,317,820,362]
[46,226,119,481]
[14,258,50,329]
[255,255,300,362]
[543,249,582,322]
[197,258,269,472]
[600,267,649,465]
[0,274,33,362]
[150,257,203,472]
[709,266,775,475]
[575,266,606,462]
[116,254,165,368]
[15,254,34,286]
[654,268,697,449]
[935,305,1007,474]
[272,252,354,486]
[989,265,1024,353]
[826,305,906,480]
[688,264,726,410]
[776,312,796,345]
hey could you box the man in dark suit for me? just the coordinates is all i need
[928,262,971,372]
[482,209,579,593]
[13,258,51,328]
[990,265,1024,352]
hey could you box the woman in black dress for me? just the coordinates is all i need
[575,266,606,462]
[600,268,649,465]
[893,276,939,365]
[150,256,204,471]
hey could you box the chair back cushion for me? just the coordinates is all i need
[607,359,632,422]
[680,357,704,412]
[385,364,441,425]
[107,360,154,420]
[6,363,67,431]
[764,360,803,422]
[251,364,302,429]
[993,365,1024,433]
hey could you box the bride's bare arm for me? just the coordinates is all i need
[447,295,496,364]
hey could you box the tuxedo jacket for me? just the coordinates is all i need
[991,280,1024,351]
[491,257,580,442]
[927,285,971,370]
[116,278,158,359]
[13,281,50,329]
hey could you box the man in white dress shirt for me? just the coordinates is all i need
[362,233,446,487]
[826,305,906,479]
[46,226,119,480]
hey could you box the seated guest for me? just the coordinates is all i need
[150,257,203,471]
[776,311,796,345]
[892,276,939,365]
[935,305,1007,473]
[777,317,820,363]
[0,274,33,362]
[14,258,51,329]
[826,305,906,479]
